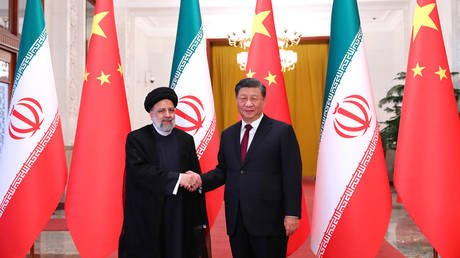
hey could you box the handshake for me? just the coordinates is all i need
[179,171,202,192]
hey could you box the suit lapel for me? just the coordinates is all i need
[243,115,272,166]
[233,121,243,165]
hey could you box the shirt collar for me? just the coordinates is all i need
[241,114,264,133]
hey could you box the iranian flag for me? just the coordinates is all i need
[169,0,222,227]
[0,0,67,256]
[394,0,460,256]
[310,0,391,257]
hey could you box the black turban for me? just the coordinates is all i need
[144,87,178,112]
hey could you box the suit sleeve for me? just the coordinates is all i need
[183,135,209,227]
[200,132,227,192]
[281,125,302,218]
[125,133,175,194]
[189,137,202,175]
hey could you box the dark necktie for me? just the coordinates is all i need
[240,124,252,161]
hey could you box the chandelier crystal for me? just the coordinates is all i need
[228,29,301,72]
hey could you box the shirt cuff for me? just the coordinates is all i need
[172,174,181,195]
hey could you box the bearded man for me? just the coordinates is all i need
[118,87,209,258]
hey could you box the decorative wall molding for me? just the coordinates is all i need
[0,28,20,52]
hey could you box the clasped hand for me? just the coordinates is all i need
[179,171,202,192]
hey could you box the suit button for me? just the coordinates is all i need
[240,170,244,175]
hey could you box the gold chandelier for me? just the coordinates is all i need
[227,29,301,72]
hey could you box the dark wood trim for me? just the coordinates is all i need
[0,49,12,63]
[0,49,16,105]
[9,0,18,35]
[206,38,228,43]
[0,26,19,103]
[2,0,20,104]
[300,36,329,41]
[0,27,20,52]
[299,36,330,44]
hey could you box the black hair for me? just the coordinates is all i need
[234,78,266,98]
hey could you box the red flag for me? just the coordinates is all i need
[64,0,131,256]
[394,0,460,257]
[245,0,309,255]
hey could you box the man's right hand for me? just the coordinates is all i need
[179,171,202,191]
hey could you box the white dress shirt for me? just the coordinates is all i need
[240,114,264,151]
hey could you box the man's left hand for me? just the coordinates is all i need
[183,171,202,191]
[284,216,299,236]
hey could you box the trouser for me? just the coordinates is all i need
[229,207,288,258]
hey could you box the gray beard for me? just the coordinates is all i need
[153,117,175,134]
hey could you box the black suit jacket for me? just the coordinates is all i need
[201,115,302,236]
[119,125,208,258]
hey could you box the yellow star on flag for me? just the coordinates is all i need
[84,68,90,82]
[251,11,271,40]
[97,71,111,85]
[264,72,277,86]
[411,63,425,78]
[246,69,256,78]
[117,63,123,76]
[91,11,109,39]
[434,65,447,80]
[412,3,438,41]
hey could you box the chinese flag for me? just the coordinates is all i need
[64,0,131,256]
[394,0,460,257]
[245,0,310,255]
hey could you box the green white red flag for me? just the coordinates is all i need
[310,0,391,256]
[169,0,222,227]
[0,0,67,256]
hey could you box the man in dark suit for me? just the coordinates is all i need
[191,78,302,258]
[119,87,208,258]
